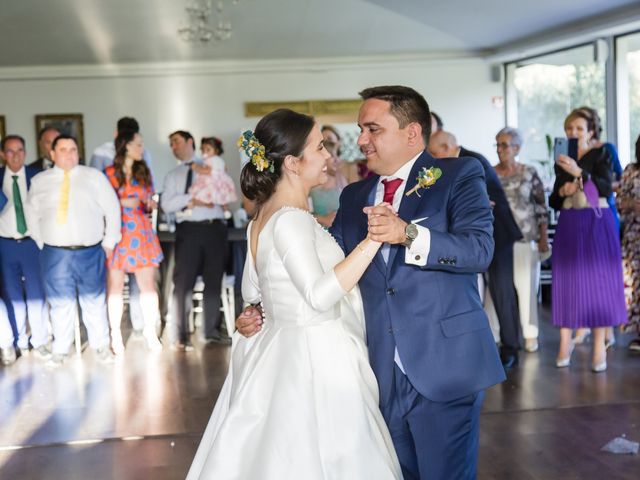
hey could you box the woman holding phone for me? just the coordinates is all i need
[548,108,626,372]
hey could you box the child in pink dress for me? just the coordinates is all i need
[190,137,237,218]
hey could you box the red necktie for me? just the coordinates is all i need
[382,178,403,204]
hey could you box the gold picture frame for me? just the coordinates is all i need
[244,99,362,119]
[35,113,85,161]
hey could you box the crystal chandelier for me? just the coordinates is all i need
[178,0,239,43]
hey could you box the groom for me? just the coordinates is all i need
[238,86,505,479]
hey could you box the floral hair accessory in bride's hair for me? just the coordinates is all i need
[237,130,273,173]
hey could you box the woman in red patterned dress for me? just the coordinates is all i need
[105,131,163,353]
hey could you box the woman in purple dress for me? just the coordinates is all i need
[549,109,626,372]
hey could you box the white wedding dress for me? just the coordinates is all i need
[187,207,401,480]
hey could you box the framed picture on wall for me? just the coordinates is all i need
[35,113,85,161]
[0,115,5,142]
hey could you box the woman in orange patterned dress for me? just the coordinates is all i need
[105,131,163,353]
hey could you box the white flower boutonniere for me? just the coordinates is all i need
[405,166,442,197]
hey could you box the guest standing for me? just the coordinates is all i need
[494,127,549,353]
[430,130,523,368]
[549,109,626,372]
[105,131,163,354]
[28,135,121,365]
[0,135,50,361]
[617,134,640,352]
[310,138,347,227]
[161,131,228,350]
[29,126,60,171]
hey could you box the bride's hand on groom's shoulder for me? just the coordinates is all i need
[363,202,407,244]
[236,305,263,338]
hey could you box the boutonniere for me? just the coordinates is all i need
[405,166,442,197]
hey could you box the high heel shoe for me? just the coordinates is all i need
[592,361,607,372]
[605,337,616,350]
[573,329,591,345]
[556,343,574,368]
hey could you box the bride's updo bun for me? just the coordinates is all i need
[240,109,315,206]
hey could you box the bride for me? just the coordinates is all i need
[187,108,401,479]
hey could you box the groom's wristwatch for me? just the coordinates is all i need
[401,223,418,249]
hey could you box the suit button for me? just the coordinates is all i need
[386,288,395,295]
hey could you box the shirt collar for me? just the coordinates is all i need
[379,151,423,183]
[7,166,26,178]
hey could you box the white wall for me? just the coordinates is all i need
[0,54,505,198]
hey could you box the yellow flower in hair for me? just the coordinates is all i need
[237,131,273,173]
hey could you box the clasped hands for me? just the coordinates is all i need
[235,202,408,338]
[363,202,407,244]
[120,195,157,211]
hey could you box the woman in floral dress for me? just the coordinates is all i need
[494,127,549,354]
[105,130,164,353]
[617,134,640,351]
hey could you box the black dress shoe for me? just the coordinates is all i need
[501,354,519,369]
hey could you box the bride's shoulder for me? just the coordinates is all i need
[271,206,317,234]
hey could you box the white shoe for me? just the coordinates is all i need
[145,334,163,351]
[592,361,607,373]
[524,338,539,353]
[556,343,574,368]
[573,330,591,345]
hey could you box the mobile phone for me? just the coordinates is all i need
[554,137,578,161]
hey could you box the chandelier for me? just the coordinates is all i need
[178,0,239,43]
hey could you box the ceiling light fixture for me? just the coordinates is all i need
[178,0,239,43]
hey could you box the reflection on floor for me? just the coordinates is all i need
[1,308,639,480]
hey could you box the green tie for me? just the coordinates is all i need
[12,175,27,235]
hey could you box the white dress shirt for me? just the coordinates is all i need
[374,152,431,267]
[374,151,432,374]
[161,156,226,222]
[0,166,32,239]
[27,165,122,249]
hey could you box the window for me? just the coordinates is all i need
[616,31,640,166]
[505,44,606,186]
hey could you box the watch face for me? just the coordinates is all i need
[406,223,418,240]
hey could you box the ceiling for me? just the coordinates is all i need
[0,0,638,67]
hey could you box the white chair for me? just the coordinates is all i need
[190,274,235,339]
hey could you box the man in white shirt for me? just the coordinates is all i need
[161,130,228,350]
[29,135,122,365]
[0,135,50,365]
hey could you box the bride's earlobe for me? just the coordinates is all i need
[283,154,300,176]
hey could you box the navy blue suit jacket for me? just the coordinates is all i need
[459,147,522,250]
[330,151,505,404]
[0,165,42,211]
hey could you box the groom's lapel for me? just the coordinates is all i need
[357,175,386,275]
[387,151,431,269]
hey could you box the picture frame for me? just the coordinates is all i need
[35,113,85,161]
[0,115,5,142]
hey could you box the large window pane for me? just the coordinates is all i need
[617,32,640,166]
[507,45,606,186]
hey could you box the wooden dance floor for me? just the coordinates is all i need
[1,306,639,479]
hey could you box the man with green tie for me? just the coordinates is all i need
[0,135,50,365]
